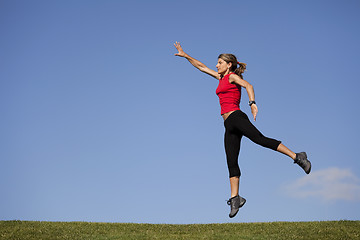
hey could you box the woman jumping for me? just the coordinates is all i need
[174,42,311,218]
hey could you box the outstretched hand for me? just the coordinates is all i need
[174,41,186,58]
[251,104,258,121]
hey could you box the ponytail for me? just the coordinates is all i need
[234,62,247,79]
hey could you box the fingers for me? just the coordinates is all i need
[174,41,184,56]
[174,41,181,49]
[251,105,258,121]
[174,42,178,56]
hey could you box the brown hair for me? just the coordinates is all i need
[218,53,247,79]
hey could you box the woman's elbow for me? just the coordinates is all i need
[199,66,208,72]
[244,83,253,90]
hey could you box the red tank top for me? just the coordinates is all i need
[216,72,241,115]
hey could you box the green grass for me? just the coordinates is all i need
[0,220,359,240]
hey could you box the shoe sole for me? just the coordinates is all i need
[306,161,311,174]
[302,152,311,174]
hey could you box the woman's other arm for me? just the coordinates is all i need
[229,74,258,121]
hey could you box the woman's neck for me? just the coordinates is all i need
[221,70,232,78]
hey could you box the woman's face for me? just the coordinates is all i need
[216,58,231,75]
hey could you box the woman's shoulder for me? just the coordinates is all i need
[228,73,241,83]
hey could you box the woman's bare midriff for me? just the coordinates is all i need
[222,110,236,121]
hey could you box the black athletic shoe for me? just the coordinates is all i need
[294,152,311,174]
[227,195,246,218]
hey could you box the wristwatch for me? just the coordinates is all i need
[249,101,256,106]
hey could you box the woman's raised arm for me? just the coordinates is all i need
[174,42,220,79]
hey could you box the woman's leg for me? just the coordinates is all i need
[224,118,247,218]
[234,110,311,173]
[224,117,242,197]
[277,143,296,160]
[234,111,284,153]
[237,112,296,160]
[230,176,239,198]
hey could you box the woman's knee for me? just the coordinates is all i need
[253,135,281,151]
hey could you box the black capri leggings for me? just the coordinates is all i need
[224,110,281,178]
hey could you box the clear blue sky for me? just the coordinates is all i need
[1,0,360,224]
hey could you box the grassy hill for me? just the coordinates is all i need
[1,220,359,240]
